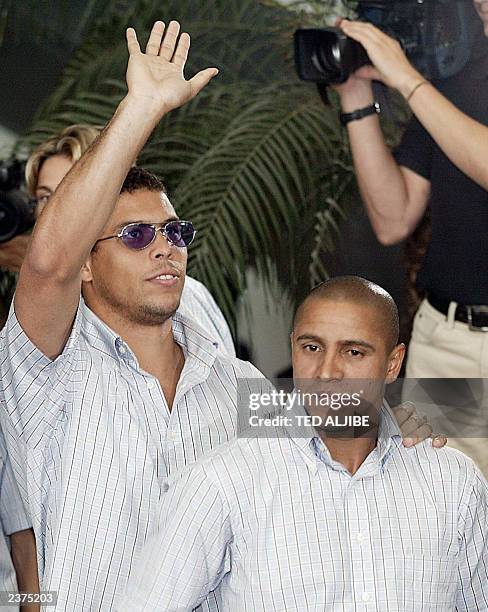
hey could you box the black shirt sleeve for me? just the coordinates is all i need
[393,115,434,181]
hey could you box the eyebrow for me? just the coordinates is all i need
[112,216,179,232]
[296,334,323,343]
[296,335,376,352]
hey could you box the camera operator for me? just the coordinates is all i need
[333,2,488,475]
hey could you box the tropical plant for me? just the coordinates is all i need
[269,0,357,23]
[15,0,403,331]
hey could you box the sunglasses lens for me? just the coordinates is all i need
[120,224,155,250]
[165,221,195,247]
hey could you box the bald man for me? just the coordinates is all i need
[122,276,488,612]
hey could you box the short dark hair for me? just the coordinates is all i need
[294,275,400,351]
[120,166,167,195]
[91,167,168,255]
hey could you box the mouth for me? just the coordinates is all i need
[147,272,180,287]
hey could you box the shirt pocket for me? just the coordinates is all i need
[390,554,458,610]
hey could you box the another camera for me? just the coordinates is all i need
[295,0,473,85]
[0,159,37,243]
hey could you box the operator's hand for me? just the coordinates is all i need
[125,20,219,116]
[330,17,376,110]
[339,20,424,99]
[0,233,30,273]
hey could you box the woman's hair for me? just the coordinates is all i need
[25,124,101,195]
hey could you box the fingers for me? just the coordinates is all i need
[392,402,416,428]
[131,20,191,67]
[172,32,190,68]
[159,20,181,60]
[189,67,219,97]
[341,19,388,46]
[340,19,402,59]
[145,20,165,55]
[430,434,448,449]
[126,27,141,55]
[393,401,436,447]
[355,65,382,81]
[402,423,433,449]
[401,415,431,440]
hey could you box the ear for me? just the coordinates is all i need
[290,331,296,357]
[385,343,405,384]
[80,255,93,283]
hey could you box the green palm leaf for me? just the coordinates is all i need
[18,0,371,332]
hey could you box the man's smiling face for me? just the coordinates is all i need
[81,189,187,327]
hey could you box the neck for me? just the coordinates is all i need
[320,432,378,475]
[86,299,184,407]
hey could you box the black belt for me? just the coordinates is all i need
[427,294,488,331]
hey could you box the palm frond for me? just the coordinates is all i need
[16,0,393,332]
[162,85,339,324]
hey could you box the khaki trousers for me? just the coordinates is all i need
[405,298,488,477]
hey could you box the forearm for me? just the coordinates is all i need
[26,95,163,279]
[407,81,488,191]
[340,88,412,244]
[339,19,488,199]
[10,529,40,612]
[348,117,412,241]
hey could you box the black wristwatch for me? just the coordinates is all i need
[339,102,381,126]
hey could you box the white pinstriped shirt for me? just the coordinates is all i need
[0,428,30,612]
[0,297,262,611]
[180,276,235,356]
[122,406,488,612]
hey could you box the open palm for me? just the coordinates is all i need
[126,20,218,114]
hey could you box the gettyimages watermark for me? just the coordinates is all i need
[236,378,488,439]
[247,388,369,429]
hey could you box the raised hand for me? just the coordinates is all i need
[125,20,218,116]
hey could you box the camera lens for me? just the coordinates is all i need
[0,190,36,243]
[313,41,342,78]
[295,27,372,86]
[0,195,21,243]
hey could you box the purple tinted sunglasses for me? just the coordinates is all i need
[96,220,196,250]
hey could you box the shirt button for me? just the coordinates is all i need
[147,380,155,390]
[118,344,126,355]
[162,483,169,493]
[362,593,370,603]
[171,431,179,441]
[356,532,364,543]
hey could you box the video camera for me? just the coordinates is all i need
[295,0,474,85]
[0,159,37,243]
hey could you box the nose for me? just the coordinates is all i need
[317,352,343,381]
[151,228,174,258]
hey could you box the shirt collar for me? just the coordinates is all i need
[376,401,403,461]
[79,298,218,370]
[288,400,402,474]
